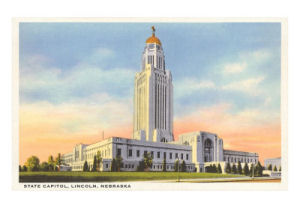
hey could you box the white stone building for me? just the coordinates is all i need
[62,27,259,173]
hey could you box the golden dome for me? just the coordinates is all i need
[146,26,162,46]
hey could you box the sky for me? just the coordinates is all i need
[19,22,281,165]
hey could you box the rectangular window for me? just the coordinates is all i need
[137,150,140,157]
[157,152,160,158]
[186,154,189,160]
[129,149,132,157]
[170,153,172,159]
[181,153,183,160]
[151,151,154,158]
[164,152,166,159]
[117,148,121,157]
[144,151,147,157]
[175,153,178,159]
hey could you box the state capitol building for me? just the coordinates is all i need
[62,27,259,173]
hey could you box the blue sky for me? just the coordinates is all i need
[19,22,282,163]
[19,22,281,115]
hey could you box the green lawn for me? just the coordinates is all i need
[19,171,242,182]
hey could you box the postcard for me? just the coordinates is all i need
[12,18,288,190]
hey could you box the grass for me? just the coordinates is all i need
[19,171,242,182]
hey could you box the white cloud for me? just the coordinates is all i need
[221,76,265,95]
[222,62,247,74]
[20,52,136,103]
[174,78,216,98]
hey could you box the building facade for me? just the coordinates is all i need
[62,27,259,173]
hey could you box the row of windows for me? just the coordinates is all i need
[225,157,257,163]
[120,149,189,160]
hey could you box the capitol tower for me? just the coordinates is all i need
[133,26,174,143]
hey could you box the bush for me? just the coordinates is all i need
[237,161,242,174]
[267,164,272,171]
[25,156,40,171]
[40,162,50,171]
[22,165,27,172]
[231,164,237,174]
[243,163,250,176]
[255,161,263,177]
[181,160,187,172]
[217,163,222,174]
[225,163,231,173]
[83,161,89,172]
[162,159,167,172]
[273,166,277,172]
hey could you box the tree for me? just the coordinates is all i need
[19,165,22,172]
[22,165,27,172]
[143,153,152,171]
[25,156,40,171]
[83,161,89,172]
[137,159,145,172]
[249,164,254,177]
[279,166,281,172]
[181,160,187,172]
[92,156,97,172]
[116,156,123,172]
[111,158,117,172]
[96,151,102,171]
[231,164,237,174]
[212,164,217,173]
[237,161,242,175]
[225,163,231,173]
[162,159,167,172]
[255,161,263,177]
[243,163,250,176]
[174,160,180,172]
[55,153,62,167]
[48,155,55,171]
[267,164,272,171]
[217,163,222,174]
[273,165,277,172]
[40,162,50,171]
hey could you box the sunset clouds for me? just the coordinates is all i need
[19,23,281,165]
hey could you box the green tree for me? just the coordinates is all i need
[22,165,27,172]
[231,164,237,174]
[237,161,242,174]
[92,155,97,172]
[55,153,62,168]
[255,161,263,176]
[143,153,152,171]
[25,156,40,171]
[19,165,22,172]
[217,163,222,174]
[111,158,117,172]
[137,159,145,172]
[48,155,55,171]
[279,166,281,172]
[174,160,180,172]
[249,164,254,177]
[243,163,250,176]
[116,156,123,172]
[225,163,231,173]
[267,164,272,171]
[96,151,102,171]
[273,165,277,172]
[83,161,89,172]
[162,159,167,172]
[40,162,50,171]
[212,164,217,173]
[181,160,187,172]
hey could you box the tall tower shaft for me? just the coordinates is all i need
[133,27,173,143]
